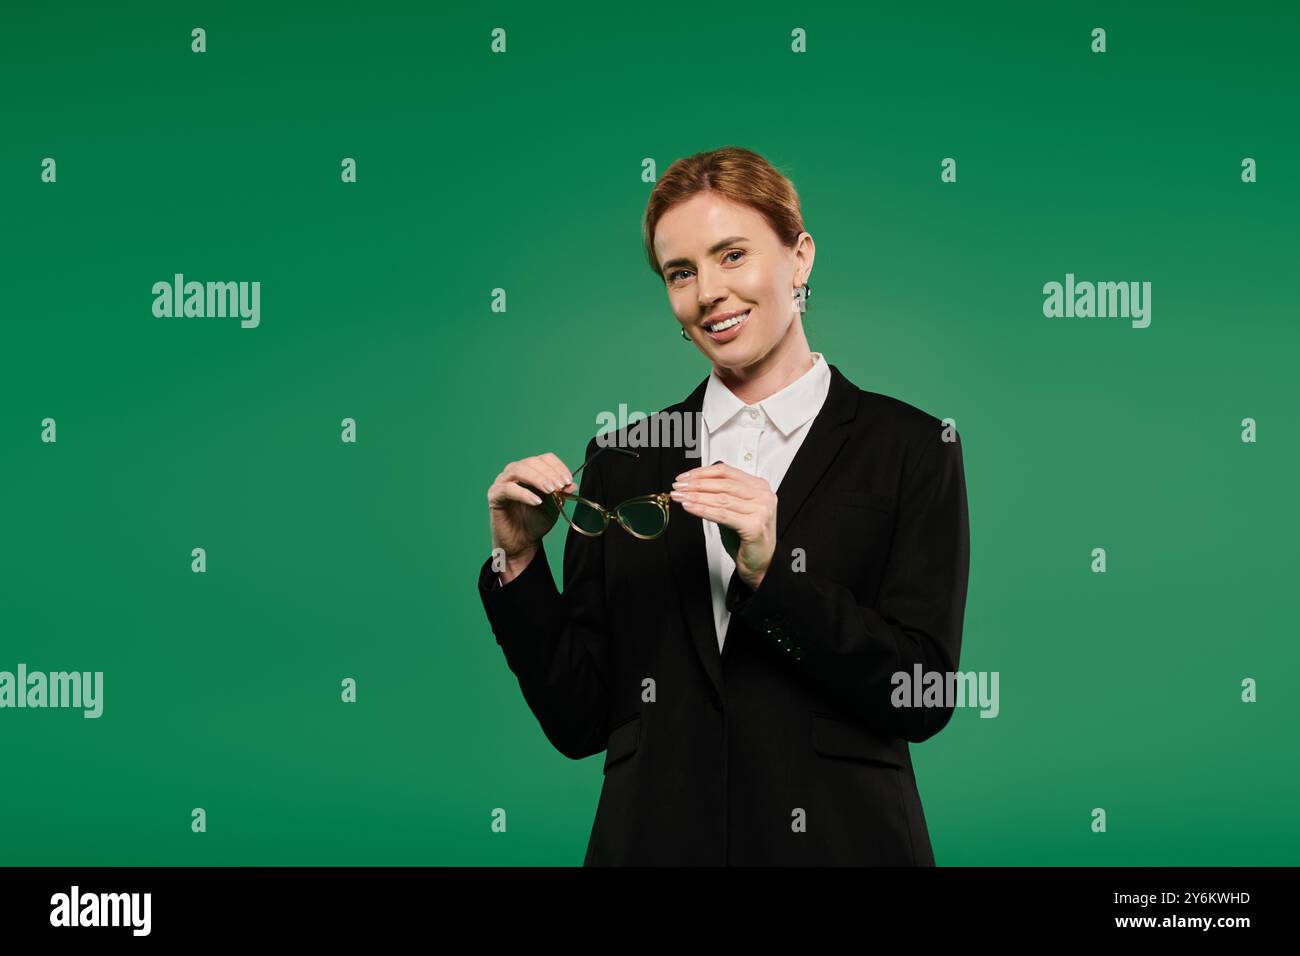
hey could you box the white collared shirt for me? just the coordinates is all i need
[698,352,832,651]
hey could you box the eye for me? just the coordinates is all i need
[667,250,743,284]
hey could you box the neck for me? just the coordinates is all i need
[713,319,815,405]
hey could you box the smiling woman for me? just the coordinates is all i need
[644,148,816,403]
[478,145,971,867]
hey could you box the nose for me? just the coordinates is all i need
[696,267,728,309]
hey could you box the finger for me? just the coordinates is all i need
[508,481,546,506]
[539,452,574,489]
[676,462,761,485]
[490,480,545,507]
[506,460,563,495]
[673,476,760,499]
[502,461,546,494]
[675,490,761,514]
[529,455,569,492]
[679,498,753,528]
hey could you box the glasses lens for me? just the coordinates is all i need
[615,500,667,537]
[561,495,607,534]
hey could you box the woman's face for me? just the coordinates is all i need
[654,192,813,379]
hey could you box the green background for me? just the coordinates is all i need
[1,0,1296,865]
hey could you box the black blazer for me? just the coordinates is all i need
[477,362,970,865]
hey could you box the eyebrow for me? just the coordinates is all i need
[660,236,750,274]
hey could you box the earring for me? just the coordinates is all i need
[793,283,812,313]
[681,327,690,340]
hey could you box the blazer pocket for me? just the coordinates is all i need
[810,712,905,769]
[603,713,641,774]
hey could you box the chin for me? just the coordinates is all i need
[713,347,762,372]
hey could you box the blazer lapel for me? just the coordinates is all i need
[659,376,724,702]
[658,362,860,697]
[767,362,859,543]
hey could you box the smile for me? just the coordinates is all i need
[703,309,750,341]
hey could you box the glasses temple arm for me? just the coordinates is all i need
[569,444,640,483]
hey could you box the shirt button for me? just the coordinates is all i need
[743,452,753,461]
[748,409,759,419]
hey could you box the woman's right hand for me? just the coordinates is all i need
[487,452,577,580]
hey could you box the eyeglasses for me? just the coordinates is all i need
[539,446,672,540]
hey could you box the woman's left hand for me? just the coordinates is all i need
[671,463,778,589]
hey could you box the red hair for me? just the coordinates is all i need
[642,146,807,280]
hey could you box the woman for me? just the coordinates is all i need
[478,146,970,866]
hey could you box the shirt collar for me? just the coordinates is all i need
[701,352,830,438]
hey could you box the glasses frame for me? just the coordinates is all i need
[548,447,672,541]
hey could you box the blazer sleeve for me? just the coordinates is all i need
[725,429,970,743]
[477,435,612,760]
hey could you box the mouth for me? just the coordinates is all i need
[701,309,751,343]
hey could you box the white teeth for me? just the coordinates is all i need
[706,310,749,333]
